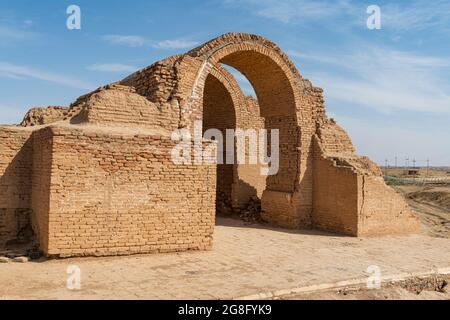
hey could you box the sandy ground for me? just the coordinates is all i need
[281,275,450,300]
[286,183,450,300]
[1,183,449,300]
[284,183,450,300]
[1,215,450,300]
[394,184,450,238]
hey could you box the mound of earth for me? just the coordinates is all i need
[408,188,450,211]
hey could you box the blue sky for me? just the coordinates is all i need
[1,0,449,166]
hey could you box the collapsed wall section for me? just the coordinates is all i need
[79,85,179,131]
[357,175,421,236]
[312,138,359,235]
[312,120,421,236]
[35,124,216,257]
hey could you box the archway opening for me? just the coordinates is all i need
[202,73,237,216]
[218,50,298,195]
[199,44,301,225]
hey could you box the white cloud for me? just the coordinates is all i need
[152,39,199,50]
[382,0,450,32]
[86,63,137,73]
[224,0,450,34]
[0,11,39,46]
[101,34,198,50]
[292,47,450,114]
[0,25,37,43]
[0,62,95,90]
[101,35,146,47]
[223,0,359,24]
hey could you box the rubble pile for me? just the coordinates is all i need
[236,196,263,223]
[216,191,233,216]
[216,192,263,223]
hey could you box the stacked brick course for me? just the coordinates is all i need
[0,127,34,247]
[0,33,420,257]
[32,125,215,257]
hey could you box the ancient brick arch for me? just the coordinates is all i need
[168,33,312,227]
[184,34,302,120]
[203,64,267,213]
[0,33,421,258]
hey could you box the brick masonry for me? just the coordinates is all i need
[0,33,420,257]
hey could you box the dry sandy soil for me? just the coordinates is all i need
[280,275,450,300]
[1,215,450,300]
[384,167,450,178]
[0,177,449,300]
[279,178,450,300]
[394,184,450,238]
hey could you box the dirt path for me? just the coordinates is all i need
[1,217,450,300]
[280,275,450,300]
[393,185,450,238]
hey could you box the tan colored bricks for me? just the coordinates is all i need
[0,32,420,257]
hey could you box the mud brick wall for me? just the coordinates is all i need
[0,33,421,256]
[312,120,361,235]
[312,127,420,236]
[31,127,53,251]
[202,73,236,207]
[203,68,267,210]
[0,127,34,248]
[357,175,421,236]
[264,115,299,193]
[82,86,179,132]
[312,142,359,235]
[232,97,267,208]
[34,125,216,257]
[120,55,180,104]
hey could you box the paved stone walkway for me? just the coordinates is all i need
[1,217,449,299]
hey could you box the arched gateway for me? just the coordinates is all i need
[0,33,420,257]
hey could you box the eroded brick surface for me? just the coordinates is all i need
[0,33,420,257]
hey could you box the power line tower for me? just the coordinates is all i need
[395,156,398,168]
[426,158,430,177]
[413,158,416,168]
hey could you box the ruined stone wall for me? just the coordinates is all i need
[182,34,310,228]
[203,73,236,210]
[34,124,215,257]
[20,106,68,127]
[0,127,34,248]
[357,175,421,236]
[0,33,421,258]
[289,82,326,227]
[202,66,267,210]
[120,55,180,104]
[232,96,266,208]
[80,85,179,131]
[312,138,359,235]
[31,127,53,251]
[312,120,420,236]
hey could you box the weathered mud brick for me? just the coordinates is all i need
[0,33,419,257]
